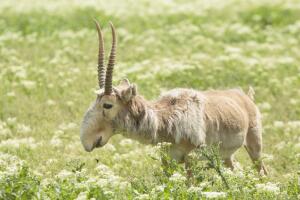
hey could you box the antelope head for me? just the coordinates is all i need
[80,20,137,152]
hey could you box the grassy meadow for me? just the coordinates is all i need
[0,0,299,199]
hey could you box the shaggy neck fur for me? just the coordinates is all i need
[112,95,159,144]
[112,89,207,146]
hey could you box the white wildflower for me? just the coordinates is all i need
[96,178,109,187]
[21,80,36,90]
[255,182,280,194]
[33,170,42,177]
[75,191,88,200]
[0,153,24,175]
[0,137,38,149]
[6,117,17,126]
[287,121,300,129]
[86,177,97,184]
[58,72,65,77]
[0,127,12,138]
[46,158,58,165]
[40,178,51,187]
[151,185,165,193]
[187,186,202,194]
[118,181,131,191]
[17,124,31,134]
[103,143,116,152]
[54,130,64,136]
[290,99,297,105]
[283,173,292,179]
[71,68,80,74]
[66,101,74,107]
[103,191,114,196]
[278,56,294,65]
[6,91,16,97]
[56,169,73,180]
[71,179,86,188]
[112,153,121,162]
[95,163,113,177]
[47,83,54,88]
[58,122,77,130]
[274,121,284,128]
[262,153,274,161]
[0,122,12,138]
[134,194,150,200]
[50,137,62,147]
[169,172,186,183]
[225,46,242,54]
[294,143,300,150]
[119,138,133,147]
[259,102,271,111]
[199,181,210,189]
[14,68,27,79]
[157,142,172,148]
[46,99,56,106]
[275,141,286,150]
[201,192,227,199]
[223,168,234,176]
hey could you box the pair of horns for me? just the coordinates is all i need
[94,20,116,95]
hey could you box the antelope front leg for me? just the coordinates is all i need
[184,155,194,185]
[169,145,186,163]
[169,145,194,184]
[161,145,184,177]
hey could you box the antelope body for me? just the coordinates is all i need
[80,21,267,175]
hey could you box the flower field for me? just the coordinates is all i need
[0,0,299,199]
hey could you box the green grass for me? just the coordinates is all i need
[0,0,299,199]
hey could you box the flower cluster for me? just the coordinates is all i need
[0,0,300,199]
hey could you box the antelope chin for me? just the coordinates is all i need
[83,145,94,152]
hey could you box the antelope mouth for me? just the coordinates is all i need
[94,136,103,148]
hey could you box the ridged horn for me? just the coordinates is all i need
[93,19,105,89]
[104,22,116,95]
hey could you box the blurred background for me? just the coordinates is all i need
[0,0,299,199]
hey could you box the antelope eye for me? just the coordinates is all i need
[103,103,113,109]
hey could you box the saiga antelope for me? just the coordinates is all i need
[80,21,268,175]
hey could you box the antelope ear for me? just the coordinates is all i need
[132,84,137,96]
[121,84,137,102]
[119,78,130,87]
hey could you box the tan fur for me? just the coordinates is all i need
[81,84,267,175]
[81,23,267,175]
